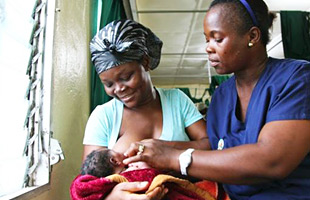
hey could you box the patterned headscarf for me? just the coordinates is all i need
[90,19,163,74]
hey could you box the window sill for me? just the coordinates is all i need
[0,184,50,200]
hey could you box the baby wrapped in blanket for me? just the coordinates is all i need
[70,148,227,200]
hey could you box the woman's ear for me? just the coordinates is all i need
[141,55,151,71]
[248,26,261,46]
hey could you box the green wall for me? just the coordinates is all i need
[31,0,91,199]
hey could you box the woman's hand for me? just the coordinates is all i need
[105,181,168,200]
[123,139,180,171]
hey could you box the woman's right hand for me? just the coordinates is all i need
[123,139,180,171]
[105,181,168,200]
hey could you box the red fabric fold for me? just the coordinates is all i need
[70,175,117,200]
[70,169,229,200]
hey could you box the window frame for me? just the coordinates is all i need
[0,0,56,198]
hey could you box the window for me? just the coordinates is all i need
[0,0,59,198]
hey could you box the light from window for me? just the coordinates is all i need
[0,0,53,197]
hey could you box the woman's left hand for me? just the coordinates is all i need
[123,139,180,171]
[105,181,167,200]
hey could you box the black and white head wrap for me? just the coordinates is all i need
[90,19,163,74]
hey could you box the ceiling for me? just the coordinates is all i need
[124,0,310,87]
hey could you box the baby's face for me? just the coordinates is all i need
[109,150,127,174]
[109,150,151,174]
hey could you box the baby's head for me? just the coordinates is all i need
[81,149,126,177]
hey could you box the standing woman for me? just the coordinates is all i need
[83,19,209,199]
[124,0,310,199]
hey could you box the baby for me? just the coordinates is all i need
[74,149,217,200]
[81,148,150,177]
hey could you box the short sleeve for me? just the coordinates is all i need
[83,104,112,146]
[177,89,203,127]
[267,63,310,122]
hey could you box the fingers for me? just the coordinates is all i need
[106,182,151,200]
[124,142,143,157]
[116,181,149,192]
[124,140,160,158]
[146,186,168,200]
[137,144,145,155]
[124,142,150,157]
[120,183,168,200]
[123,153,144,165]
[140,138,157,143]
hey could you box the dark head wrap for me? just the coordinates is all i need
[90,19,163,74]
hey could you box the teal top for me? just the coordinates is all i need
[83,88,203,148]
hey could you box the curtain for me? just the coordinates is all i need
[177,75,230,107]
[178,88,205,104]
[90,0,127,112]
[208,75,231,97]
[280,11,310,61]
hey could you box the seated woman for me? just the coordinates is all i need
[82,19,211,199]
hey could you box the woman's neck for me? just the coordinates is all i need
[132,87,161,112]
[235,54,268,88]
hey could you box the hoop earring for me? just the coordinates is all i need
[248,42,254,47]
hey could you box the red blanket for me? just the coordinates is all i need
[70,168,229,200]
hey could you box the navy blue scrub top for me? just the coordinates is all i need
[207,57,310,200]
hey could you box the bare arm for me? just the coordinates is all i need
[124,120,310,184]
[82,145,106,161]
[188,120,310,184]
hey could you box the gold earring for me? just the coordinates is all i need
[248,42,254,47]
